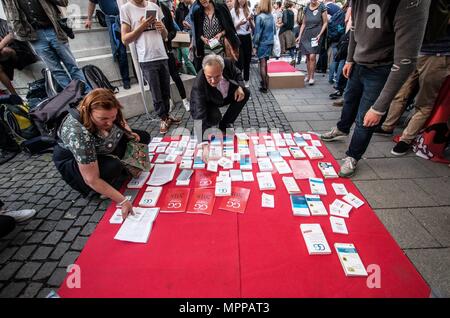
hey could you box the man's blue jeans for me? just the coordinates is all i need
[328,42,338,83]
[106,15,130,86]
[336,63,391,161]
[30,27,88,89]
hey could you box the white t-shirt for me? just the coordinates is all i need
[120,1,168,63]
[231,8,251,35]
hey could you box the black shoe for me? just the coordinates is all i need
[0,150,19,165]
[329,90,343,100]
[123,82,131,90]
[259,87,268,93]
[391,141,411,156]
[373,126,393,136]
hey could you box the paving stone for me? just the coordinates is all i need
[27,232,48,244]
[31,246,54,260]
[19,282,43,298]
[89,210,105,223]
[80,223,97,236]
[15,262,42,280]
[10,231,34,246]
[59,251,80,268]
[12,245,37,261]
[24,219,43,231]
[73,216,90,227]
[413,177,450,206]
[71,236,88,251]
[64,208,82,219]
[374,209,441,249]
[49,243,70,260]
[0,282,26,298]
[55,220,75,231]
[34,208,54,219]
[289,121,312,132]
[0,247,19,265]
[37,196,52,205]
[353,179,436,209]
[406,249,450,298]
[47,268,68,287]
[38,221,57,232]
[365,158,437,179]
[42,231,64,246]
[349,160,380,181]
[0,262,22,281]
[36,288,54,299]
[414,157,450,177]
[410,207,450,247]
[62,227,81,242]
[34,262,58,281]
[47,210,66,221]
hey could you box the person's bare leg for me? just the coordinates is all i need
[0,67,17,95]
[309,54,317,80]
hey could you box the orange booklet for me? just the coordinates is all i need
[186,188,216,215]
[159,188,191,213]
[194,170,216,188]
[219,187,251,214]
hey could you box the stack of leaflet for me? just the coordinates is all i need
[290,160,316,179]
[126,171,151,189]
[159,188,191,213]
[300,224,331,255]
[305,195,328,216]
[147,164,177,186]
[138,186,163,207]
[335,243,368,276]
[215,176,232,196]
[114,207,159,243]
[290,195,310,216]
[303,146,324,160]
[256,172,276,190]
[318,162,338,178]
[186,188,216,215]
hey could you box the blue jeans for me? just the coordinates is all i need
[140,60,171,119]
[335,59,346,92]
[106,15,130,85]
[336,63,391,161]
[328,42,338,83]
[30,28,88,90]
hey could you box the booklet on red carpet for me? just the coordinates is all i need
[114,207,159,243]
[138,186,163,207]
[335,243,368,276]
[290,160,316,179]
[159,188,191,213]
[219,187,251,214]
[194,170,216,188]
[300,223,331,255]
[186,188,216,215]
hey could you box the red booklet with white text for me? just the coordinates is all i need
[194,170,216,188]
[186,188,216,215]
[290,160,317,180]
[159,188,191,213]
[219,187,251,214]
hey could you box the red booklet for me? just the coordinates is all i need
[186,188,216,215]
[194,170,216,188]
[290,160,317,180]
[159,188,191,213]
[219,187,251,214]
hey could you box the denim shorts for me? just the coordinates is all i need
[257,45,273,60]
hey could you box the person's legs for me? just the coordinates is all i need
[167,52,187,99]
[308,54,317,80]
[328,43,338,83]
[106,15,130,87]
[259,57,268,90]
[0,215,15,238]
[29,28,71,89]
[140,61,168,119]
[220,86,250,129]
[158,60,173,118]
[0,65,17,95]
[345,65,392,161]
[336,59,347,92]
[181,47,197,76]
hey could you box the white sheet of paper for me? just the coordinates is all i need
[114,208,159,243]
[262,193,275,208]
[343,193,365,208]
[332,183,348,195]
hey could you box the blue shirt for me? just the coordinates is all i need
[90,0,119,16]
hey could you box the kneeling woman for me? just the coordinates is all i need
[53,89,150,218]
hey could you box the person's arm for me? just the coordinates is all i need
[0,33,14,51]
[364,0,431,126]
[85,1,96,29]
[317,9,328,39]
[161,5,176,42]
[78,162,134,220]
[48,0,68,7]
[296,14,306,42]
[253,15,261,47]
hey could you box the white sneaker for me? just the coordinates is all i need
[244,81,250,88]
[182,98,190,112]
[0,209,36,223]
[308,79,315,85]
[169,99,174,112]
[338,157,358,178]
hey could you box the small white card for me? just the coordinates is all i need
[109,208,123,224]
[282,176,301,194]
[343,193,365,208]
[257,157,273,172]
[242,171,254,182]
[218,157,234,169]
[309,178,327,195]
[230,169,243,182]
[332,183,348,195]
[256,172,276,190]
[274,160,293,175]
[207,160,219,172]
[311,140,322,147]
[179,159,193,170]
[330,216,349,235]
[329,199,353,218]
[262,193,275,208]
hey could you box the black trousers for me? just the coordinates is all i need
[168,52,187,100]
[237,34,252,82]
[53,129,150,197]
[203,86,250,133]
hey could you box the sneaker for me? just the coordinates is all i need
[259,87,268,93]
[329,90,343,100]
[123,82,131,90]
[244,81,250,88]
[338,156,358,178]
[0,209,36,223]
[182,99,190,112]
[320,127,348,142]
[332,99,344,107]
[391,141,411,156]
[290,59,296,66]
[167,115,182,125]
[308,79,315,85]
[160,119,169,134]
[374,126,393,136]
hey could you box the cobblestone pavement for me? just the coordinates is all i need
[1,64,449,298]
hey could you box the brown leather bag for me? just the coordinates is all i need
[223,37,239,62]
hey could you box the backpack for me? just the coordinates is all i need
[29,80,86,139]
[334,31,350,62]
[82,64,119,93]
[0,95,41,141]
[327,9,345,43]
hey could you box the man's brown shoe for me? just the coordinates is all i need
[160,119,169,134]
[167,115,182,125]
[332,99,344,107]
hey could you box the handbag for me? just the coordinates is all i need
[120,137,151,178]
[223,37,239,62]
[58,18,75,39]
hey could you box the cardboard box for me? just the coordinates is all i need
[268,71,305,89]
[172,32,191,48]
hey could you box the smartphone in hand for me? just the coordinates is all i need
[145,9,157,30]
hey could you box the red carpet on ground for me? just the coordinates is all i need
[267,61,298,73]
[58,134,430,298]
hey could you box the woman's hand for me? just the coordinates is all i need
[214,32,223,41]
[130,132,140,142]
[121,200,134,220]
[201,36,209,45]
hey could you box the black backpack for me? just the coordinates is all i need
[327,10,346,43]
[82,64,119,93]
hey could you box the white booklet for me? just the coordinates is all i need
[290,195,310,216]
[114,208,159,243]
[330,216,348,235]
[139,186,163,207]
[218,157,234,169]
[179,159,193,170]
[126,171,150,189]
[207,160,219,172]
[257,157,273,172]
[230,169,243,182]
[329,199,353,218]
[261,193,275,208]
[289,147,306,159]
[215,177,232,196]
[332,183,348,195]
[305,194,328,216]
[274,160,293,175]
[242,171,254,182]
[282,176,301,194]
[309,178,327,195]
[147,164,177,186]
[318,162,338,179]
[278,148,291,157]
[343,193,365,208]
[109,208,124,224]
[303,146,324,160]
[334,243,368,276]
[300,224,331,255]
[256,172,276,190]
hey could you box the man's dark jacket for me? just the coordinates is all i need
[190,58,246,121]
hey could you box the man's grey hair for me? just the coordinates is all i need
[202,54,225,71]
